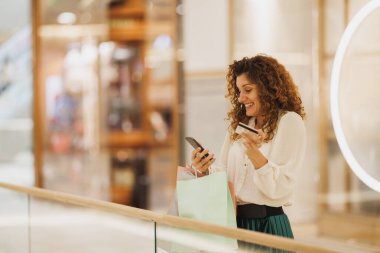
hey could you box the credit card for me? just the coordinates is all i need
[236,122,259,135]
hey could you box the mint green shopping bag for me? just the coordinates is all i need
[175,171,238,251]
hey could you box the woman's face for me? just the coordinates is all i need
[236,73,262,117]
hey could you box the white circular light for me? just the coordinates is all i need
[330,0,380,192]
[57,12,77,25]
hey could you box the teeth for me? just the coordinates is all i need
[245,103,253,108]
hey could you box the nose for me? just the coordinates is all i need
[238,92,245,103]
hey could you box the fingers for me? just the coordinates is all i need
[241,132,262,148]
[194,152,213,168]
[198,148,209,159]
[191,147,202,159]
[256,129,266,143]
[197,155,216,174]
[243,131,262,143]
[203,155,216,167]
[198,153,214,166]
[191,148,215,174]
[257,129,265,137]
[191,148,208,163]
[241,131,259,142]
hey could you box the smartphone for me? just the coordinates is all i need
[185,137,209,159]
[236,122,259,134]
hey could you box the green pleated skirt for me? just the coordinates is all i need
[236,214,294,252]
[236,213,294,238]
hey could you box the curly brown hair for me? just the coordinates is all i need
[226,54,306,142]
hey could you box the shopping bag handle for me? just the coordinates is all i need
[187,164,210,178]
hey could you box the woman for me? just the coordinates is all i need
[191,54,306,238]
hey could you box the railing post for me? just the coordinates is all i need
[154,222,157,253]
[27,194,32,253]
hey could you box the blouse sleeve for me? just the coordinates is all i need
[252,112,306,200]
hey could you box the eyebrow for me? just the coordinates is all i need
[237,83,255,89]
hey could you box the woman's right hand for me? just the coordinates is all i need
[191,148,215,175]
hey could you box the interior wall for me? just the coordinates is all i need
[183,0,229,72]
[182,0,230,163]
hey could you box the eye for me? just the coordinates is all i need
[244,88,252,93]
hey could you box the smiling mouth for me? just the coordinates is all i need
[245,103,253,108]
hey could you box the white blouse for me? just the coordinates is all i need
[212,111,306,207]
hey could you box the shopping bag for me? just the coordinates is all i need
[167,166,196,216]
[175,170,238,251]
[228,181,236,214]
[168,166,236,216]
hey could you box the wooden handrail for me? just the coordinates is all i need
[0,182,342,253]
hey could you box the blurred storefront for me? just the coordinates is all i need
[0,0,379,250]
[33,0,181,211]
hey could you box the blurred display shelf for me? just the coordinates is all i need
[151,134,175,147]
[148,103,174,110]
[108,131,175,147]
[110,186,132,204]
[108,131,153,147]
[108,0,146,41]
[147,92,175,107]
[35,0,113,196]
[147,78,175,86]
[32,0,179,210]
[39,24,108,39]
[109,26,145,41]
[146,22,174,38]
[104,0,179,209]
[109,5,145,18]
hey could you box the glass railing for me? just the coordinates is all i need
[156,222,285,253]
[0,182,375,253]
[29,198,156,253]
[0,187,29,252]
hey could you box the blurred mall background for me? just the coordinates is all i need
[0,0,379,251]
